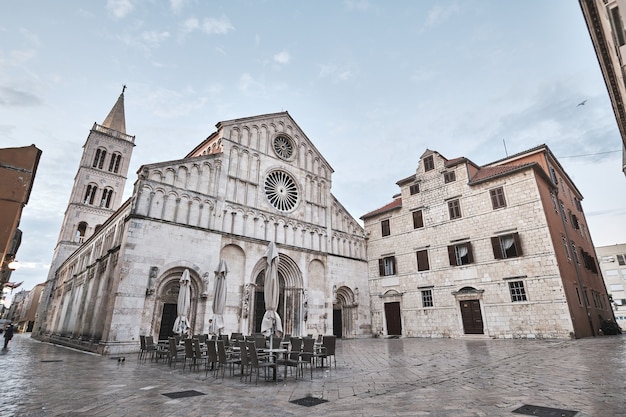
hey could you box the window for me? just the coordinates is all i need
[491,233,522,259]
[570,212,580,230]
[444,171,456,183]
[381,219,390,237]
[559,201,567,222]
[378,256,396,276]
[581,250,598,273]
[101,188,113,208]
[421,289,433,307]
[416,250,429,271]
[574,198,583,212]
[75,222,88,243]
[490,187,506,209]
[571,242,579,264]
[108,153,122,173]
[448,242,473,266]
[412,210,424,229]
[509,281,527,302]
[409,183,420,195]
[92,148,107,169]
[550,192,558,212]
[617,254,626,266]
[561,235,570,260]
[448,199,461,219]
[84,184,97,205]
[423,155,434,172]
[610,6,626,46]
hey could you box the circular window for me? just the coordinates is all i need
[273,135,294,160]
[264,170,299,212]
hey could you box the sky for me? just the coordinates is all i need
[2,0,626,299]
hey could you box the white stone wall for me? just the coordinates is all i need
[365,152,574,339]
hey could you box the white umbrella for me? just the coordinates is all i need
[211,259,228,335]
[261,242,283,344]
[173,269,191,336]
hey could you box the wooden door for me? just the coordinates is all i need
[333,308,343,338]
[384,302,402,336]
[460,299,483,334]
[158,303,177,340]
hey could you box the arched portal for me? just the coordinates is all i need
[249,252,304,336]
[334,286,357,339]
[153,268,201,341]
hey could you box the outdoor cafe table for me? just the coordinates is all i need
[264,348,288,381]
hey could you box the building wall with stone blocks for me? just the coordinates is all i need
[363,147,606,339]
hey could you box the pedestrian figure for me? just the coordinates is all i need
[3,324,15,349]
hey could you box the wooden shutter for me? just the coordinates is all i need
[491,236,503,259]
[417,250,429,271]
[413,210,423,228]
[466,242,474,263]
[513,232,523,256]
[448,245,456,266]
[378,258,385,276]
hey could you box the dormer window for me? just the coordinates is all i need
[444,171,456,183]
[423,155,434,172]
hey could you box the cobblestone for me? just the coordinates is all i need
[0,333,625,416]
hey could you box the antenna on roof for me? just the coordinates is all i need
[503,139,508,157]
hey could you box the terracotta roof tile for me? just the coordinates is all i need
[360,197,402,219]
[469,163,535,183]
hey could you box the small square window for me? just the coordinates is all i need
[421,289,433,307]
[448,243,473,266]
[509,281,527,302]
[444,171,456,183]
[448,199,461,219]
[412,210,424,229]
[423,155,434,172]
[617,254,625,266]
[381,219,390,237]
[491,233,522,259]
[490,187,506,209]
[410,183,420,195]
[378,256,396,276]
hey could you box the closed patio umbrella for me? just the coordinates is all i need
[261,242,283,345]
[211,259,228,335]
[173,269,191,336]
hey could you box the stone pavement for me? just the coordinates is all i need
[0,333,624,417]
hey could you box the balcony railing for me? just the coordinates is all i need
[92,123,135,143]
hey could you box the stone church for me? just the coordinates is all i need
[33,92,370,354]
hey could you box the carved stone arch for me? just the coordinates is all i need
[149,170,164,182]
[164,168,176,185]
[231,126,242,144]
[176,165,189,188]
[242,126,251,147]
[248,249,304,336]
[153,264,203,340]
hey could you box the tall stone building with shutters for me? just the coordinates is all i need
[361,146,615,339]
[33,94,369,354]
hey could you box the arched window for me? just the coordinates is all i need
[108,153,122,173]
[92,148,107,169]
[100,188,114,208]
[75,222,88,243]
[84,184,98,205]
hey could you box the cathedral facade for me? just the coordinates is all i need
[33,95,370,354]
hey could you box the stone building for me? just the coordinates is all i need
[33,94,369,354]
[596,243,626,328]
[362,146,614,339]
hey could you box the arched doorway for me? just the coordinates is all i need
[249,251,304,336]
[334,286,358,339]
[157,281,179,341]
[155,269,200,341]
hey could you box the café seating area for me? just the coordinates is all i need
[138,332,337,384]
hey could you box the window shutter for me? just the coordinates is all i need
[447,245,456,266]
[417,250,429,271]
[491,236,503,259]
[466,242,474,263]
[378,258,384,276]
[413,210,423,228]
[513,232,523,256]
[391,256,397,275]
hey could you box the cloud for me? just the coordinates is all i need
[107,0,134,19]
[344,0,372,12]
[144,87,208,118]
[141,30,171,48]
[201,16,234,34]
[0,86,41,107]
[423,2,461,30]
[273,50,290,65]
[169,0,188,13]
[182,17,200,33]
[238,73,263,94]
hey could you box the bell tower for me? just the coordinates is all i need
[49,88,135,279]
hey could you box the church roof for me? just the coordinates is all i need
[101,92,126,134]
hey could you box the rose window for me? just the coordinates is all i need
[273,135,294,160]
[264,170,299,212]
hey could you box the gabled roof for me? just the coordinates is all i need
[101,92,126,134]
[360,197,402,220]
